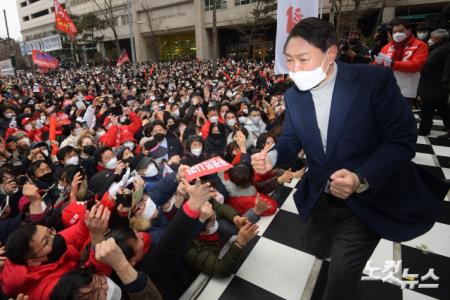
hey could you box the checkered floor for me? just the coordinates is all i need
[182,114,450,300]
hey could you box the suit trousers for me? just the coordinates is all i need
[299,193,381,300]
[419,97,450,134]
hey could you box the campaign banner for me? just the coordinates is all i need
[20,34,62,56]
[0,59,15,77]
[32,50,59,69]
[274,0,319,74]
[185,156,233,181]
[117,49,130,67]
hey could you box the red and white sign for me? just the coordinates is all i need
[185,157,233,181]
[274,0,318,74]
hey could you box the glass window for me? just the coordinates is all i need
[204,0,227,11]
[159,32,196,61]
[235,0,256,6]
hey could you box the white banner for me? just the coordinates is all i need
[19,34,62,56]
[0,59,14,77]
[274,0,319,74]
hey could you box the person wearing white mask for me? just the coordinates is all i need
[252,17,447,300]
[245,108,266,139]
[373,18,429,108]
[57,146,80,167]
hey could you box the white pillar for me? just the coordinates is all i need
[194,0,212,60]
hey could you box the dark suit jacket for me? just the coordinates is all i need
[275,62,448,242]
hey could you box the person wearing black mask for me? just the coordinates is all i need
[28,160,55,190]
[2,204,111,299]
[150,120,183,160]
[77,134,97,179]
[205,123,227,157]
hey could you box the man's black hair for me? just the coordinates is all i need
[5,223,37,265]
[107,227,137,260]
[94,146,113,165]
[228,163,254,188]
[56,146,77,162]
[389,18,411,30]
[50,267,95,300]
[284,17,338,53]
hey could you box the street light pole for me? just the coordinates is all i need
[127,0,137,76]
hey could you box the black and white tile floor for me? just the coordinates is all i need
[182,114,450,300]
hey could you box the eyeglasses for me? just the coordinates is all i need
[29,227,56,259]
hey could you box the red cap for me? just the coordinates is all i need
[21,117,32,126]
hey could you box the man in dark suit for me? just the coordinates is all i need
[252,18,448,300]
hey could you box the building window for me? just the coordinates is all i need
[23,16,30,22]
[29,0,40,4]
[113,17,119,27]
[121,15,129,26]
[160,32,196,61]
[204,0,227,11]
[235,0,256,6]
[20,2,27,7]
[31,9,49,19]
[51,7,55,12]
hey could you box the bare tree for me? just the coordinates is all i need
[139,0,160,61]
[232,0,276,59]
[92,0,123,56]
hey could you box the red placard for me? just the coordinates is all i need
[49,114,57,141]
[32,50,59,69]
[185,156,233,182]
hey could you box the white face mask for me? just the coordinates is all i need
[227,119,237,127]
[289,48,331,91]
[428,39,434,46]
[4,113,13,119]
[105,157,118,170]
[393,32,407,43]
[172,110,180,118]
[106,277,122,300]
[142,196,157,220]
[417,32,428,40]
[251,116,261,124]
[123,142,134,150]
[74,128,82,136]
[242,108,248,115]
[24,124,32,131]
[65,156,79,166]
[209,116,219,124]
[238,116,247,124]
[204,219,219,235]
[144,163,159,177]
[191,147,202,157]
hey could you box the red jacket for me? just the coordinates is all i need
[379,37,428,73]
[0,220,111,300]
[100,111,142,147]
[377,36,428,98]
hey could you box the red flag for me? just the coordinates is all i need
[116,49,130,67]
[54,0,77,38]
[32,50,59,69]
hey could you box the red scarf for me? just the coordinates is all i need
[392,33,414,62]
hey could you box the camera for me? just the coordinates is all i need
[116,189,133,208]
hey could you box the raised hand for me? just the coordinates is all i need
[182,178,215,212]
[85,204,110,246]
[236,222,259,247]
[251,144,274,174]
